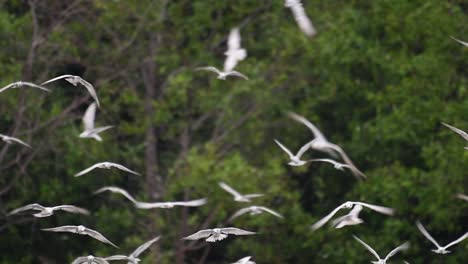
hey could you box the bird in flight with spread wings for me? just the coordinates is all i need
[218,182,264,202]
[354,235,409,264]
[42,225,118,248]
[0,134,31,148]
[441,122,468,150]
[229,205,283,221]
[42,75,100,107]
[182,227,256,242]
[416,221,468,254]
[0,81,50,94]
[75,162,140,177]
[79,102,113,141]
[8,203,89,218]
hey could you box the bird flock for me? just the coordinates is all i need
[1,1,467,263]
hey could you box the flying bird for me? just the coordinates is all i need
[75,162,140,177]
[0,81,50,94]
[456,193,468,202]
[8,203,89,218]
[41,75,100,107]
[309,158,353,171]
[274,139,311,166]
[288,112,366,179]
[72,255,110,264]
[79,102,113,141]
[195,67,248,80]
[330,204,363,229]
[112,236,160,264]
[218,182,264,202]
[229,205,283,221]
[441,122,468,150]
[284,0,317,37]
[0,134,31,148]
[451,36,468,47]
[182,227,256,242]
[95,186,207,209]
[224,27,247,73]
[232,256,256,264]
[416,221,468,254]
[42,225,118,248]
[311,201,394,231]
[354,235,409,264]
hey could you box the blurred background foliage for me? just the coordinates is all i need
[0,0,467,263]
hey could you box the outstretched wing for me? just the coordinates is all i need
[384,241,410,261]
[7,136,32,148]
[94,186,139,204]
[442,122,468,141]
[22,82,51,92]
[221,227,256,236]
[42,225,79,233]
[104,255,131,261]
[451,36,468,47]
[0,82,17,93]
[87,126,114,134]
[456,193,468,202]
[111,163,141,175]
[416,221,442,248]
[78,78,100,108]
[53,205,90,215]
[131,236,161,258]
[219,182,242,198]
[286,0,317,37]
[8,203,45,216]
[296,141,311,159]
[354,202,394,215]
[84,227,118,248]
[244,194,264,199]
[274,139,294,159]
[227,27,241,51]
[287,112,327,141]
[172,198,207,207]
[327,143,366,179]
[353,235,381,260]
[195,66,221,75]
[445,232,468,249]
[41,75,74,85]
[82,103,97,130]
[74,163,101,177]
[229,207,253,221]
[225,71,248,80]
[182,229,213,240]
[311,202,347,231]
[258,206,284,219]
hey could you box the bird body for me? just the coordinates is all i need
[182,227,256,242]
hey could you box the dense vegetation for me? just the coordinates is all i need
[0,0,467,263]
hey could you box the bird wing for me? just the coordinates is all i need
[296,141,312,159]
[384,242,410,261]
[74,163,101,177]
[86,126,114,134]
[327,143,367,179]
[442,122,468,141]
[229,207,253,221]
[111,163,141,175]
[42,225,79,233]
[41,75,74,85]
[451,36,468,47]
[353,235,381,260]
[348,204,363,216]
[456,193,468,202]
[52,205,90,215]
[182,229,213,240]
[444,232,468,249]
[6,136,32,148]
[258,206,284,218]
[224,56,239,73]
[22,82,51,92]
[195,66,221,74]
[82,102,97,130]
[0,82,17,93]
[172,198,207,207]
[274,139,294,159]
[94,186,139,204]
[225,71,249,80]
[219,182,242,198]
[221,227,256,236]
[78,78,100,108]
[244,193,264,199]
[354,202,394,215]
[227,27,242,51]
[416,221,442,248]
[131,236,161,258]
[84,227,118,248]
[287,0,317,37]
[287,112,327,140]
[104,255,130,261]
[311,203,347,230]
[8,203,45,216]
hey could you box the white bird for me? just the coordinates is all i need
[218,182,264,202]
[95,186,207,209]
[284,0,317,37]
[416,221,468,254]
[42,225,118,248]
[274,139,311,166]
[354,235,410,264]
[0,81,50,94]
[311,201,394,231]
[309,158,353,171]
[330,204,363,229]
[223,27,247,73]
[288,112,366,179]
[72,255,110,264]
[182,227,256,242]
[229,205,283,221]
[41,75,100,107]
[451,36,468,47]
[75,162,140,177]
[112,236,160,264]
[0,133,31,148]
[104,255,139,264]
[8,203,89,218]
[232,256,256,264]
[456,193,468,202]
[79,102,113,141]
[195,66,248,80]
[442,122,468,150]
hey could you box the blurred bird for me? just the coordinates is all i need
[95,186,207,209]
[42,225,118,248]
[330,204,363,229]
[75,162,140,177]
[41,75,100,107]
[416,221,468,254]
[104,255,139,263]
[229,205,283,221]
[451,36,468,47]
[182,227,256,242]
[232,256,256,264]
[354,235,409,264]
[274,139,311,166]
[72,255,110,264]
[0,81,50,94]
[311,201,394,231]
[0,134,31,148]
[288,112,366,179]
[309,158,352,171]
[218,182,264,202]
[8,203,89,218]
[111,236,160,264]
[456,193,468,202]
[441,122,468,150]
[195,66,248,80]
[79,102,113,141]
[284,0,317,37]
